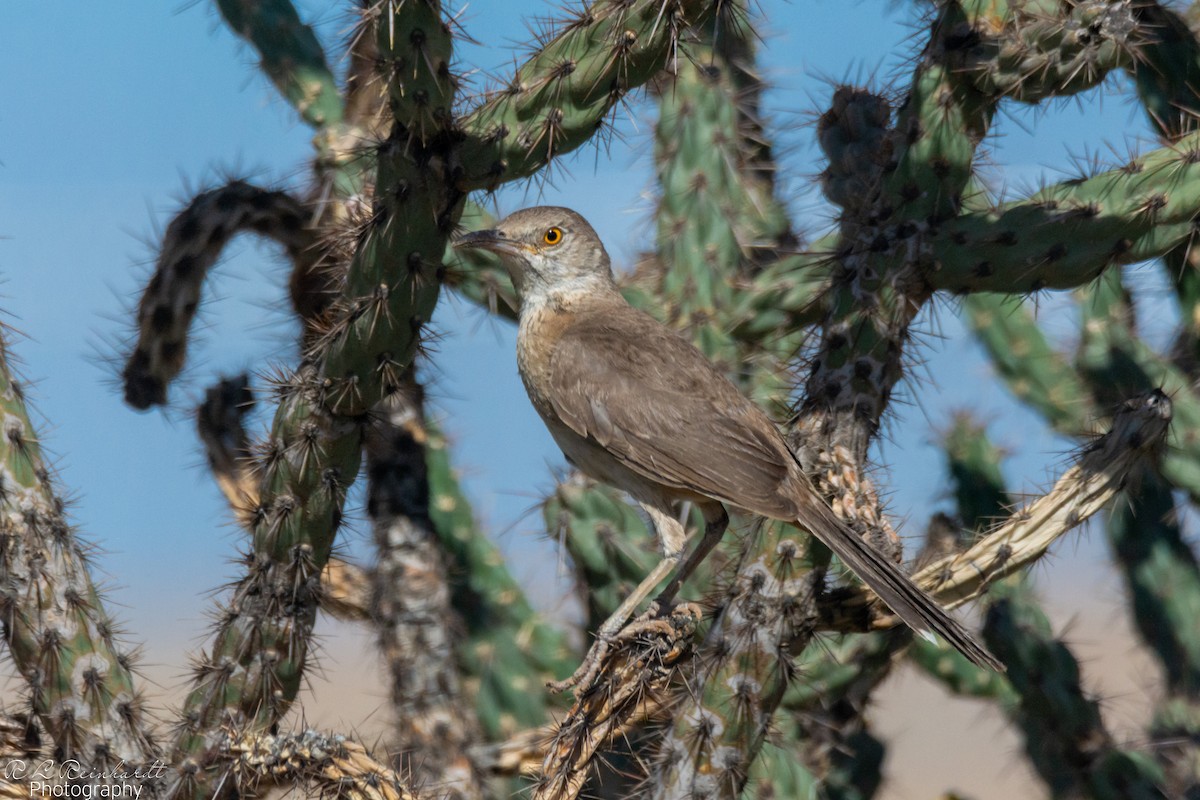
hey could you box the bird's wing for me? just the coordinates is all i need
[547,306,801,519]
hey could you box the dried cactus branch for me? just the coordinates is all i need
[818,390,1172,631]
[533,604,700,800]
[220,728,418,800]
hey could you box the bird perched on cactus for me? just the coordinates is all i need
[456,206,1001,690]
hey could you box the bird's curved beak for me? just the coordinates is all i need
[453,229,527,259]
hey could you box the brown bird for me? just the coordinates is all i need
[455,206,1001,685]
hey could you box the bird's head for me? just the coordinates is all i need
[454,206,615,306]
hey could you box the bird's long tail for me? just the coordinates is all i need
[797,498,1003,672]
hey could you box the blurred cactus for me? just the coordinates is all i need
[9,1,1200,799]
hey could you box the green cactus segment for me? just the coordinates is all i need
[1129,2,1200,143]
[747,742,820,799]
[1126,2,1200,375]
[931,131,1200,293]
[653,43,743,356]
[964,293,1093,432]
[374,0,455,140]
[960,1,1135,103]
[727,245,835,344]
[819,87,893,217]
[425,421,574,736]
[171,382,363,789]
[1149,696,1200,799]
[652,2,798,370]
[316,2,461,418]
[780,631,904,713]
[215,0,344,129]
[1075,268,1140,407]
[909,636,1019,706]
[983,592,1167,800]
[0,339,157,767]
[457,0,721,190]
[544,479,656,631]
[1109,472,1200,700]
[944,414,1013,533]
[174,1,463,777]
[886,1,1133,222]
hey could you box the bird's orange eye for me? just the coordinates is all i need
[543,227,564,246]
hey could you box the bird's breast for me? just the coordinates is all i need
[516,301,575,420]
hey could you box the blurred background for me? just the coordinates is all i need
[0,1,1176,796]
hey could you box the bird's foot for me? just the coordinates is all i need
[547,604,701,696]
[547,634,613,694]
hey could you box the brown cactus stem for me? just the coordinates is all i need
[364,379,484,800]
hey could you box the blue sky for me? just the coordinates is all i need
[0,0,1170,736]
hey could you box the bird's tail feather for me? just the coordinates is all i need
[798,499,1003,672]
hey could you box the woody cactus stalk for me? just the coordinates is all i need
[10,1,1200,799]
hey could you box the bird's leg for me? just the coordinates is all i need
[547,502,684,694]
[653,502,728,611]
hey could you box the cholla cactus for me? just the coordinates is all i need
[4,1,1200,799]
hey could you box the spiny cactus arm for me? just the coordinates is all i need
[943,414,1013,530]
[196,374,259,522]
[456,0,726,191]
[959,0,1136,103]
[1109,469,1200,795]
[906,416,1025,702]
[315,2,462,418]
[884,0,1134,220]
[423,420,576,736]
[215,0,343,129]
[649,521,827,800]
[726,245,835,342]
[745,743,821,800]
[364,386,484,800]
[532,604,699,800]
[168,374,363,795]
[1124,2,1200,370]
[1128,2,1200,142]
[963,293,1095,433]
[1073,268,1200,499]
[983,589,1167,799]
[194,374,370,621]
[0,338,158,769]
[930,132,1200,293]
[172,4,462,782]
[652,3,800,355]
[909,636,1020,705]
[220,728,418,800]
[122,181,316,409]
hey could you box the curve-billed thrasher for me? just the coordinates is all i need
[456,206,1000,684]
